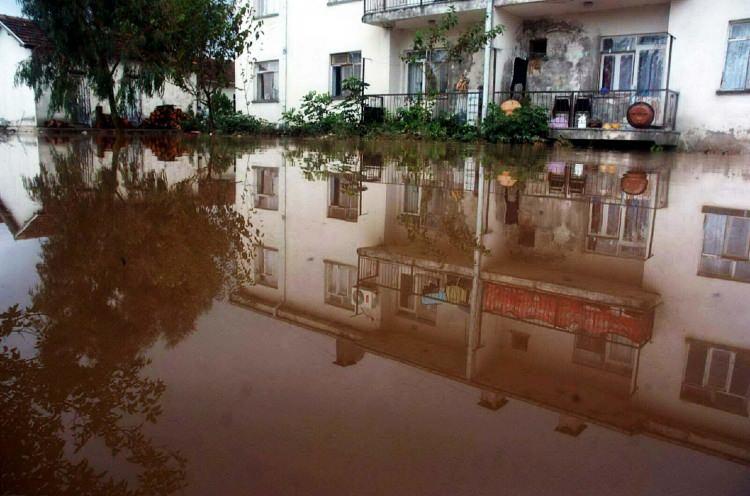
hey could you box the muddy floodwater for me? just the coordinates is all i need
[1,132,749,495]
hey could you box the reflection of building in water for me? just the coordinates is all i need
[232,144,750,465]
[0,135,237,240]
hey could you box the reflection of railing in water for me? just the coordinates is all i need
[357,255,472,307]
[493,89,679,131]
[361,159,478,192]
[522,164,669,209]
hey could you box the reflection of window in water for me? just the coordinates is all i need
[254,167,279,210]
[573,333,635,376]
[257,246,278,288]
[587,198,652,258]
[682,339,750,416]
[402,184,420,215]
[699,207,750,283]
[398,272,437,324]
[325,261,357,310]
[327,175,359,222]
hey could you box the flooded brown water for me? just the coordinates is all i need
[1,132,749,495]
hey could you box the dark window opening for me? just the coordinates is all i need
[529,38,548,58]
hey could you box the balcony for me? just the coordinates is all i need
[362,0,486,26]
[363,92,482,126]
[494,89,680,146]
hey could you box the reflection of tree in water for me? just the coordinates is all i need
[0,140,259,495]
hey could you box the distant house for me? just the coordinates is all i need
[0,14,45,127]
[0,14,236,129]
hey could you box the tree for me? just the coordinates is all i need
[1,137,260,494]
[15,0,184,131]
[171,0,262,130]
[402,8,504,93]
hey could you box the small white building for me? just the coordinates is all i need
[0,14,43,127]
[0,14,230,129]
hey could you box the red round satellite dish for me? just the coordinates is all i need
[626,102,655,128]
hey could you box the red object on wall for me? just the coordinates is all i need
[483,282,653,345]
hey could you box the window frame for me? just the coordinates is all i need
[254,0,278,18]
[719,19,750,93]
[327,174,359,222]
[698,207,750,283]
[254,60,279,103]
[330,51,362,98]
[586,198,654,259]
[324,261,357,310]
[573,333,636,376]
[253,166,279,210]
[681,339,750,416]
[256,246,279,288]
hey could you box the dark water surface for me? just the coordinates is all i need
[1,133,749,495]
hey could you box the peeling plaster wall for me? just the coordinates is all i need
[501,4,670,92]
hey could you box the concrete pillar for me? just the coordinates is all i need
[334,339,365,367]
[465,164,488,379]
[478,390,508,410]
[555,414,588,437]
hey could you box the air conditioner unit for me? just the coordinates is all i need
[352,287,378,311]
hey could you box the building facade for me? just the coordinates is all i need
[237,0,750,151]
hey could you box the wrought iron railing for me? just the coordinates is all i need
[363,92,482,126]
[493,89,679,131]
[364,0,474,15]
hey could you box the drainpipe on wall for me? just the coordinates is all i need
[283,0,289,113]
[481,0,496,119]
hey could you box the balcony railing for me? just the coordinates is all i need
[493,89,680,131]
[364,0,474,15]
[363,92,482,126]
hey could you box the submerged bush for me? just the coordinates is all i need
[481,103,548,143]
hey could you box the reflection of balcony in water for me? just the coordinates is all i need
[230,143,750,466]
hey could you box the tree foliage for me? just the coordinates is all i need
[171,0,263,130]
[15,0,182,129]
[1,137,260,494]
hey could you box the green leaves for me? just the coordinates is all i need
[482,103,549,143]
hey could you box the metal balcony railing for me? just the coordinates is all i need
[493,89,680,131]
[364,0,475,15]
[363,92,482,126]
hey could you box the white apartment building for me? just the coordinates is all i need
[238,0,750,151]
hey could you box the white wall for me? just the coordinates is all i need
[639,152,750,440]
[668,0,750,152]
[0,28,37,127]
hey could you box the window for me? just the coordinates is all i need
[511,331,530,351]
[599,33,668,92]
[254,167,278,210]
[721,21,750,91]
[682,340,750,416]
[255,60,279,102]
[402,184,421,215]
[255,0,278,17]
[573,333,636,376]
[699,207,750,282]
[529,38,547,59]
[405,49,458,94]
[256,246,278,288]
[327,174,359,221]
[587,198,653,258]
[330,51,361,98]
[325,261,357,309]
[398,272,437,324]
